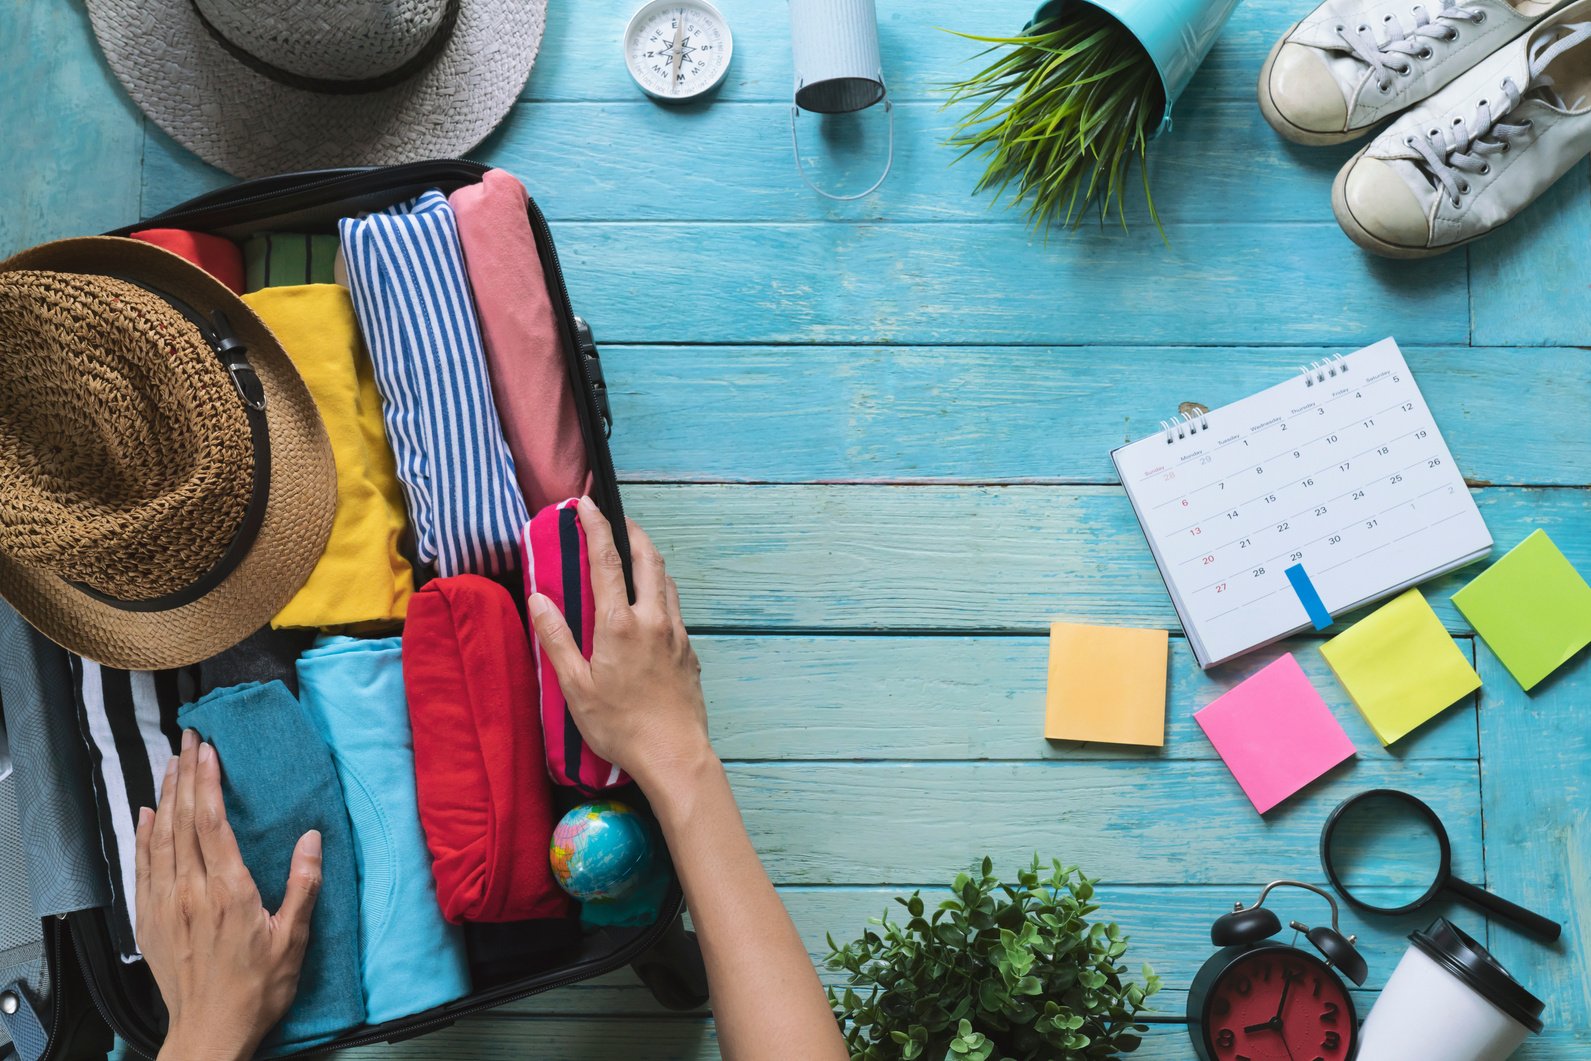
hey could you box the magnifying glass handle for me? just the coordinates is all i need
[1446,877,1562,943]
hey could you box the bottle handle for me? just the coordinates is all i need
[789,92,893,202]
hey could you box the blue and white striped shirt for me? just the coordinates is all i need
[341,191,529,577]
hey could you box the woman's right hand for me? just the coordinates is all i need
[528,496,714,793]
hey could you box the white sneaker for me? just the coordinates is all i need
[1333,3,1591,255]
[1260,0,1568,145]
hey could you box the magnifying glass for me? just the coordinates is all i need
[1320,789,1561,943]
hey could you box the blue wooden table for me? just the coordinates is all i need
[5,2,1589,1058]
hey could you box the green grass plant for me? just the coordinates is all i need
[945,5,1166,232]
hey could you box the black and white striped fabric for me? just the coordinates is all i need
[69,626,313,960]
[69,657,190,961]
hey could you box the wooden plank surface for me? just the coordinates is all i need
[1478,642,1591,1047]
[623,485,1589,633]
[696,634,1481,762]
[595,345,1591,486]
[0,2,143,250]
[5,0,1589,1057]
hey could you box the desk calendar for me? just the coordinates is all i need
[1112,338,1491,669]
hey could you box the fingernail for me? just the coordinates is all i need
[137,807,153,828]
[304,830,322,856]
[181,729,196,751]
[199,742,213,764]
[164,757,178,777]
[577,495,594,510]
[528,593,550,617]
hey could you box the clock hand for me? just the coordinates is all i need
[1242,1019,1279,1034]
[670,11,685,96]
[1273,973,1294,1023]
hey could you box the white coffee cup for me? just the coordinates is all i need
[1357,919,1544,1061]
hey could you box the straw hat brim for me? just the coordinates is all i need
[0,238,337,671]
[83,0,546,179]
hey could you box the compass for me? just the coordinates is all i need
[624,1,733,103]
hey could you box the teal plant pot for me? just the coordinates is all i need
[1033,0,1241,136]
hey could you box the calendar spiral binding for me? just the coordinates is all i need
[1300,353,1348,388]
[1161,406,1210,445]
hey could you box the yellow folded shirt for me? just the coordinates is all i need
[243,285,413,629]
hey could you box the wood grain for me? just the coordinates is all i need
[722,760,1479,887]
[0,2,142,252]
[1478,642,1591,1041]
[623,484,1590,633]
[597,345,1591,486]
[697,634,1480,762]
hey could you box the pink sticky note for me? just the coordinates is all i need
[1195,654,1356,814]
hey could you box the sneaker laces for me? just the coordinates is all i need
[1335,2,1488,92]
[1403,21,1591,206]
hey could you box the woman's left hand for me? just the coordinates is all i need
[135,729,323,1061]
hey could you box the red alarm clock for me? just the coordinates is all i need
[1188,881,1368,1061]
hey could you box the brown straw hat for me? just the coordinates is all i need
[0,237,336,669]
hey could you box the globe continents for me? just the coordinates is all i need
[549,800,653,901]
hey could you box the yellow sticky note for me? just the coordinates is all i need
[1045,623,1168,746]
[1320,589,1480,745]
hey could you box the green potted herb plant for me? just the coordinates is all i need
[946,0,1240,230]
[827,857,1161,1060]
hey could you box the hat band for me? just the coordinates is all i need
[71,279,272,614]
[188,0,461,95]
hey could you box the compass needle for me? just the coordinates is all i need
[669,9,684,95]
[625,0,731,103]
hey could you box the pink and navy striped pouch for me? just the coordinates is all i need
[522,499,629,793]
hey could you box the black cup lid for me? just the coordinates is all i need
[1410,919,1545,1034]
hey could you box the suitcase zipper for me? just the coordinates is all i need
[27,917,70,1061]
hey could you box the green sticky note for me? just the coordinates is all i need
[1321,589,1481,745]
[1453,529,1591,691]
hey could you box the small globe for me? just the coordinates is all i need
[549,800,653,901]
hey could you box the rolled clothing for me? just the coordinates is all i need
[244,233,341,290]
[178,681,364,1049]
[523,499,628,793]
[450,169,591,513]
[296,636,471,1022]
[242,285,413,630]
[127,229,244,294]
[341,191,529,577]
[0,602,111,918]
[403,575,570,923]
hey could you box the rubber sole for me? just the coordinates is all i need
[1330,145,1474,259]
[1257,30,1381,147]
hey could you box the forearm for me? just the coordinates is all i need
[646,752,847,1061]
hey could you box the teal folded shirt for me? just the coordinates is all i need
[177,681,364,1051]
[297,637,471,1022]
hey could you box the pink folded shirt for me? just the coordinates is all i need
[450,170,591,514]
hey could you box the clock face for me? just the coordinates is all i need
[624,1,733,102]
[1202,948,1356,1061]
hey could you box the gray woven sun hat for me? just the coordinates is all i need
[84,0,547,179]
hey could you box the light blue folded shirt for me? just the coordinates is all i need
[297,636,471,1023]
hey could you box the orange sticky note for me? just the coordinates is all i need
[1045,623,1168,746]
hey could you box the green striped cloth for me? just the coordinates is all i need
[244,232,342,290]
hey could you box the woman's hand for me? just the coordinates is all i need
[528,496,713,794]
[135,730,323,1061]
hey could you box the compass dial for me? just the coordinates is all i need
[625,1,732,102]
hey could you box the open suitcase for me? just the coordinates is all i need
[0,160,707,1060]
